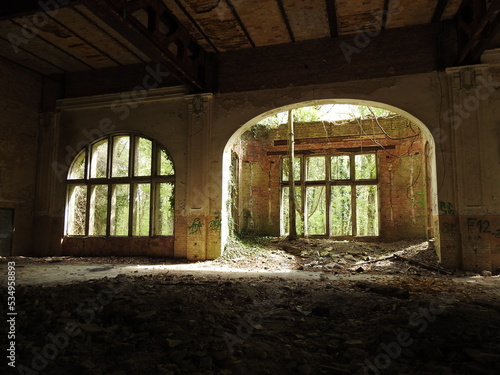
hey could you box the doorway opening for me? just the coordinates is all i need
[0,208,14,256]
[222,101,438,254]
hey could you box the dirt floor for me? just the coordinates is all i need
[1,238,499,375]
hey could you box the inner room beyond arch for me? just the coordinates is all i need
[222,103,438,254]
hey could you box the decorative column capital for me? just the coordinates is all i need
[445,64,490,92]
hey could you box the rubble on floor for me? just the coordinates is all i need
[2,237,499,374]
[3,272,500,375]
[217,237,455,277]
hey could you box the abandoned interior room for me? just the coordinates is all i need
[1,0,500,374]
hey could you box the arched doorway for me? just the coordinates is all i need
[221,99,439,257]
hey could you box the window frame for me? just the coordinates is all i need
[280,152,379,238]
[65,133,175,237]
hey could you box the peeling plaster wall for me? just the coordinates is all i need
[441,65,500,272]
[33,88,192,257]
[0,60,42,255]
[24,65,500,271]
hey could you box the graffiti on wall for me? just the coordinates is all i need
[209,211,222,231]
[467,218,500,239]
[439,202,455,215]
[188,218,202,235]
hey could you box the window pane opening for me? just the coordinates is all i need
[112,136,130,177]
[90,139,108,179]
[66,135,175,238]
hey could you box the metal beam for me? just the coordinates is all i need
[432,0,450,23]
[457,0,500,63]
[172,0,219,53]
[382,0,391,30]
[277,0,295,42]
[325,0,338,38]
[226,0,255,48]
[84,0,216,91]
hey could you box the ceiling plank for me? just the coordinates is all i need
[11,16,117,69]
[0,0,82,21]
[325,0,338,38]
[432,0,450,23]
[46,10,123,67]
[0,19,89,71]
[83,0,215,91]
[74,4,150,62]
[229,0,289,47]
[458,0,500,63]
[59,6,143,66]
[171,0,219,53]
[172,0,251,51]
[282,0,330,41]
[0,36,64,74]
[226,0,255,48]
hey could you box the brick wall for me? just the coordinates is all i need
[232,115,429,241]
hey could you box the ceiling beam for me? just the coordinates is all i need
[277,0,295,42]
[219,23,447,93]
[172,0,219,53]
[226,0,255,48]
[0,0,82,21]
[325,0,338,38]
[432,0,450,23]
[381,0,391,30]
[83,0,216,91]
[458,0,500,63]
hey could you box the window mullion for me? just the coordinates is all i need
[350,155,356,236]
[85,184,91,236]
[326,155,331,237]
[82,146,90,236]
[129,183,135,236]
[128,137,136,236]
[106,183,112,237]
[107,135,112,179]
[129,136,135,178]
[150,142,158,236]
[300,156,306,237]
[150,182,156,236]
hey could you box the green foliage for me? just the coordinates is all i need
[355,106,393,118]
[293,106,322,122]
[256,105,323,128]
[281,154,379,237]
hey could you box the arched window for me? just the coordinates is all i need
[65,134,174,237]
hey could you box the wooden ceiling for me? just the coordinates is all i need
[0,3,151,75]
[0,0,498,91]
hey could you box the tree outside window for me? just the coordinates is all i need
[281,153,379,237]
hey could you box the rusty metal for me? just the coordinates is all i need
[325,0,338,38]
